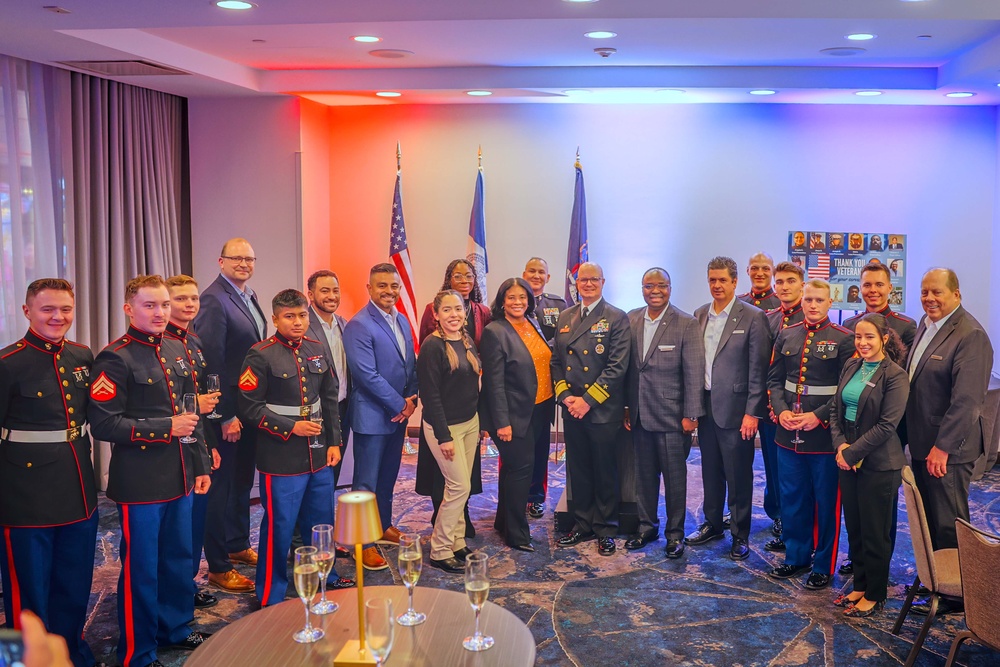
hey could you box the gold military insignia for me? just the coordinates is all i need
[595,344,605,354]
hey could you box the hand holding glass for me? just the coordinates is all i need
[791,400,805,445]
[310,524,338,615]
[180,394,198,444]
[396,533,426,626]
[206,374,222,419]
[364,598,395,666]
[292,546,324,643]
[463,552,494,651]
[309,405,324,449]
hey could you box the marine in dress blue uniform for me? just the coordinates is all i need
[0,280,100,667]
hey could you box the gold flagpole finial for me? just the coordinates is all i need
[575,146,581,170]
[396,141,402,171]
[478,145,482,169]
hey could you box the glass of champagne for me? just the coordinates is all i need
[180,393,198,444]
[308,404,323,449]
[310,524,338,615]
[791,399,805,445]
[364,598,395,666]
[396,533,426,626]
[292,546,324,643]
[205,374,222,419]
[462,552,494,651]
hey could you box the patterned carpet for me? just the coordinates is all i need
[5,446,999,666]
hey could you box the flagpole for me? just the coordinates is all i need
[396,141,401,172]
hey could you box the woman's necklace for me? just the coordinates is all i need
[859,361,880,384]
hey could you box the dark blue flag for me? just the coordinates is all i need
[565,160,589,304]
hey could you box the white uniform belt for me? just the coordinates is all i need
[785,380,837,396]
[265,399,320,417]
[1,423,88,443]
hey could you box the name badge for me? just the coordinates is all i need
[658,345,676,351]
[930,354,943,361]
[559,325,571,334]
[733,329,745,334]
[866,381,876,387]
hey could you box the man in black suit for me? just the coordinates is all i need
[686,257,770,560]
[552,263,630,556]
[191,238,267,593]
[623,268,705,558]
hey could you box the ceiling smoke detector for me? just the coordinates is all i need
[594,47,617,58]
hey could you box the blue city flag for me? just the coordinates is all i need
[466,167,488,296]
[565,159,588,304]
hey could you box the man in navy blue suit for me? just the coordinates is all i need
[191,238,267,593]
[343,263,418,571]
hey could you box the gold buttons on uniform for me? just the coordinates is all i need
[161,357,166,363]
[566,366,571,371]
[283,373,288,378]
[583,350,588,355]
[59,367,65,373]
[68,407,74,414]
[148,378,153,384]
[803,348,810,354]
[37,391,43,397]
[141,445,146,450]
[26,462,32,468]
[62,380,69,387]
[70,420,76,427]
[568,350,574,355]
[583,367,589,372]
[172,393,177,399]
[65,393,71,400]
[166,369,171,375]
[149,432,155,437]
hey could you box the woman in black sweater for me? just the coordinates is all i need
[417,290,482,574]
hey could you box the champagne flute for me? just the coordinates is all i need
[462,552,494,651]
[205,374,222,419]
[311,524,338,614]
[364,598,395,666]
[791,399,805,445]
[180,393,198,444]
[292,546,324,643]
[308,404,324,449]
[396,533,426,626]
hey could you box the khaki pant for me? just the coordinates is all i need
[423,416,480,560]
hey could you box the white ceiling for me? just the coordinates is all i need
[2,0,1000,105]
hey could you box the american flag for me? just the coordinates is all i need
[808,254,831,281]
[390,171,420,352]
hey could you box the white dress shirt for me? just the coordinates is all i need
[908,306,958,380]
[704,296,736,390]
[313,307,348,402]
[642,306,666,362]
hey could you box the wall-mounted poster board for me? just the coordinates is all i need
[788,232,907,311]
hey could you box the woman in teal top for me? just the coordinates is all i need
[830,313,909,618]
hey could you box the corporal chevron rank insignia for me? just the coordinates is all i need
[239,367,258,391]
[90,372,117,401]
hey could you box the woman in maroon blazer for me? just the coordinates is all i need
[416,259,492,534]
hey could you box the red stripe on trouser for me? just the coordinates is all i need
[829,486,843,573]
[261,474,274,606]
[121,506,136,667]
[3,528,22,629]
[813,502,819,549]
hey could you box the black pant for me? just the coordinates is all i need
[564,418,621,537]
[634,425,692,540]
[699,393,755,540]
[204,424,257,573]
[912,459,974,551]
[527,407,553,504]
[841,467,900,602]
[494,400,551,546]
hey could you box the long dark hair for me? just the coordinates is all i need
[490,277,536,322]
[440,259,483,304]
[857,313,908,366]
[432,289,480,373]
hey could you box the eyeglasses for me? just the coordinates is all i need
[451,273,475,282]
[222,256,256,265]
[577,277,602,284]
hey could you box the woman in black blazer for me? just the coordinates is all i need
[830,313,909,617]
[480,278,555,552]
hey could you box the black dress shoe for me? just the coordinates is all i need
[838,560,854,575]
[905,583,931,597]
[722,512,732,529]
[453,547,472,561]
[527,502,544,519]
[597,537,616,556]
[624,531,657,551]
[769,563,811,579]
[511,543,535,553]
[912,596,964,616]
[428,557,465,574]
[804,572,832,590]
[764,537,786,552]
[771,518,782,537]
[665,539,685,559]
[684,522,724,546]
[329,576,356,590]
[194,590,218,609]
[557,530,596,547]
[730,537,750,561]
[168,631,212,651]
[844,599,885,618]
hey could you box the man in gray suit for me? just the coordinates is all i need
[623,268,705,558]
[906,269,993,556]
[686,257,770,560]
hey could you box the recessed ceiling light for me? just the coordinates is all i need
[562,89,592,95]
[846,33,876,41]
[945,92,975,98]
[855,90,883,96]
[352,35,382,43]
[215,1,255,9]
[749,89,777,96]
[375,92,401,97]
[466,90,492,96]
[584,31,617,39]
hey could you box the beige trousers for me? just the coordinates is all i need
[423,415,480,560]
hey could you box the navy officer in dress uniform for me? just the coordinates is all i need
[521,257,568,519]
[552,262,630,557]
[89,275,213,667]
[0,279,101,667]
[767,279,855,590]
[165,275,223,611]
[738,252,781,311]
[238,289,350,607]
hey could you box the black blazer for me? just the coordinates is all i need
[479,318,552,438]
[830,357,909,471]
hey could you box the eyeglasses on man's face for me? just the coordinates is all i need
[222,256,256,265]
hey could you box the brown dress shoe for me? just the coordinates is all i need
[361,546,389,571]
[228,548,258,566]
[377,526,401,545]
[207,569,255,593]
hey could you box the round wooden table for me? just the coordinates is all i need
[185,585,536,666]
